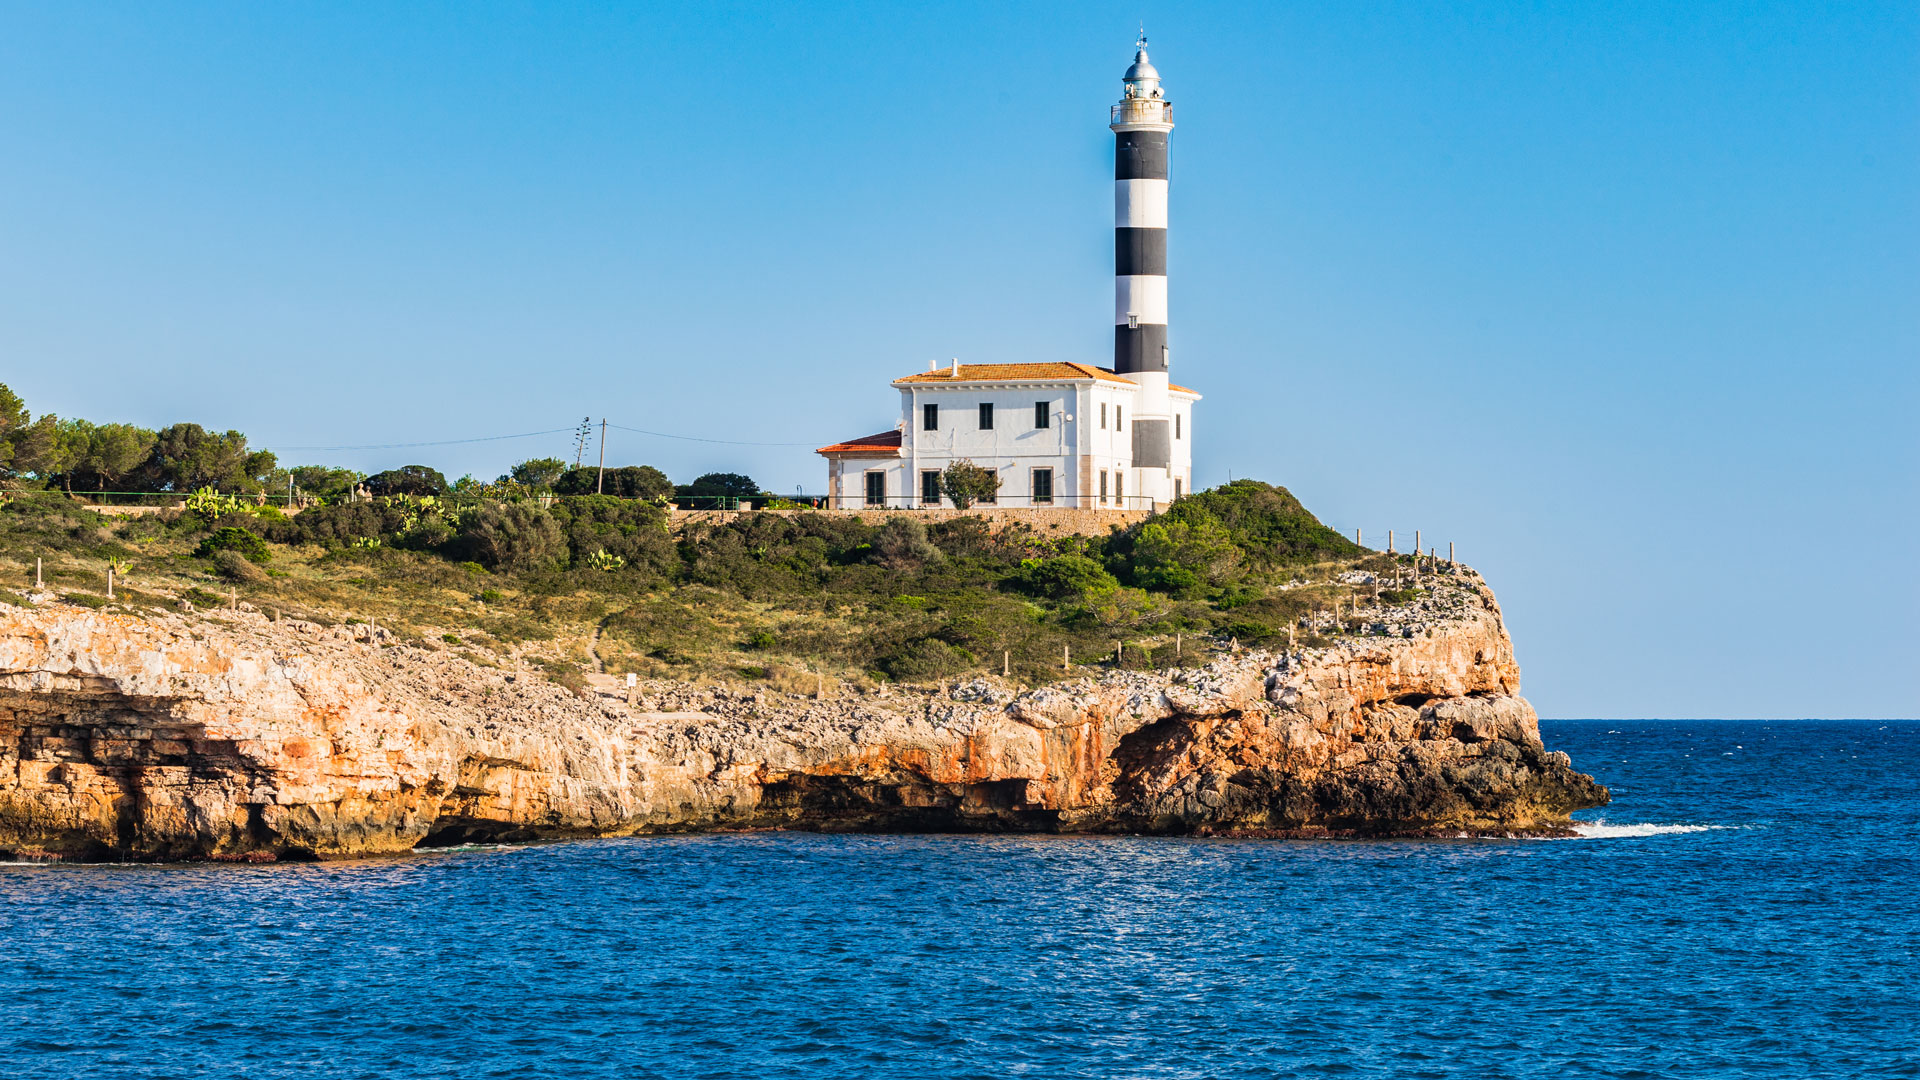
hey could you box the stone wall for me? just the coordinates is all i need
[670,505,1153,536]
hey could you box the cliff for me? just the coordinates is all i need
[0,573,1605,860]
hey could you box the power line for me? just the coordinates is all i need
[275,428,575,452]
[606,423,816,447]
[273,420,819,455]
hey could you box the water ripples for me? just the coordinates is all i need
[3,720,1917,1078]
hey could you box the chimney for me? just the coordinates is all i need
[951,358,962,379]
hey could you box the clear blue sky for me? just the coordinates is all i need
[2,2,1914,718]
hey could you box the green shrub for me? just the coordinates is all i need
[878,638,975,682]
[62,592,109,609]
[869,517,940,570]
[196,526,271,564]
[364,465,447,497]
[1151,480,1359,568]
[746,630,777,650]
[182,587,222,608]
[479,589,503,603]
[1012,555,1119,602]
[211,549,265,583]
[554,464,672,501]
[456,503,564,572]
[939,460,1002,510]
[1117,519,1238,597]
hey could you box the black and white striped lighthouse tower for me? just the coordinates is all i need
[1110,33,1176,503]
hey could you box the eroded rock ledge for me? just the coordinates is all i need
[0,580,1605,860]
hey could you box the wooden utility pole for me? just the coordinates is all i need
[1387,530,1394,555]
[596,419,607,495]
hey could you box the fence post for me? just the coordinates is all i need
[1387,530,1394,555]
[1115,640,1122,665]
[1175,632,1181,659]
[1449,541,1454,567]
[35,557,42,590]
[1003,650,1009,677]
[106,567,114,600]
[229,588,237,611]
[1355,527,1361,548]
[1063,643,1070,672]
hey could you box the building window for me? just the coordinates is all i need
[921,470,941,506]
[1100,402,1108,429]
[1174,412,1181,439]
[864,471,886,507]
[1034,402,1050,429]
[978,402,994,430]
[922,403,938,431]
[1031,468,1053,504]
[979,469,997,504]
[1099,470,1108,502]
[1173,478,1183,499]
[1115,471,1124,505]
[1115,405,1123,430]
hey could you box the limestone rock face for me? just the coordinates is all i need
[0,582,1605,860]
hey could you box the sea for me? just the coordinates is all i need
[3,718,1916,1079]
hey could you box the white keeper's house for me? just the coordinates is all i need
[817,37,1200,511]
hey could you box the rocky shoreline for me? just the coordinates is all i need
[0,574,1606,860]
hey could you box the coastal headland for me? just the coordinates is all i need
[0,565,1604,860]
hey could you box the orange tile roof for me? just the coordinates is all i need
[895,362,1138,386]
[893,362,1201,398]
[815,430,903,455]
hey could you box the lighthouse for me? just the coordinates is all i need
[1110,34,1176,504]
[814,37,1198,510]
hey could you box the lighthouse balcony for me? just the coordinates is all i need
[1110,100,1172,127]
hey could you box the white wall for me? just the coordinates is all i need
[823,378,1186,509]
[899,381,1131,506]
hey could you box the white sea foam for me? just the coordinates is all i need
[1569,820,1734,839]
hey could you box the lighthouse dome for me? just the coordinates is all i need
[1124,49,1159,83]
[1122,45,1162,98]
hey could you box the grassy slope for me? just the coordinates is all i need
[0,481,1437,692]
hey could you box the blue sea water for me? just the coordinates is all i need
[3,719,1917,1079]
